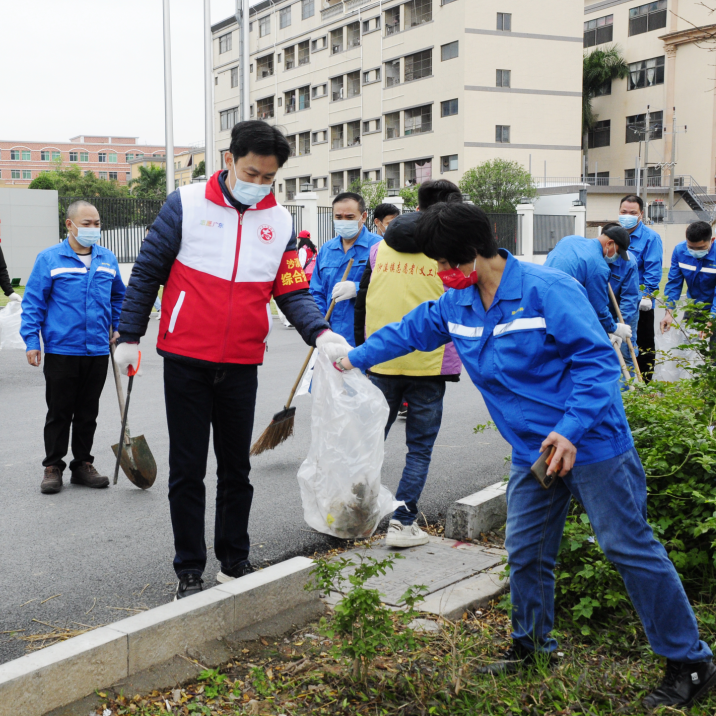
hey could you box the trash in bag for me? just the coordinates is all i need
[654,324,701,382]
[0,301,26,351]
[296,351,398,539]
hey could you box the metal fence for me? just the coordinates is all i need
[534,215,576,255]
[58,196,164,263]
[285,204,303,234]
[317,206,334,247]
[486,213,522,255]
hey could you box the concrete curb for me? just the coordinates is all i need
[0,557,320,716]
[445,481,507,541]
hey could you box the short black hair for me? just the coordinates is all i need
[686,220,712,244]
[418,180,463,210]
[229,120,291,168]
[332,192,366,213]
[620,194,644,211]
[374,203,400,222]
[415,202,498,264]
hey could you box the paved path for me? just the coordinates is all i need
[0,318,509,664]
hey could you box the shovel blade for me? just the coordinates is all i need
[111,434,157,490]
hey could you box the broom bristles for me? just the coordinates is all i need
[250,410,295,456]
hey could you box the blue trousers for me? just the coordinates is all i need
[368,374,445,525]
[506,447,712,662]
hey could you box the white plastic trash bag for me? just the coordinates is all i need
[654,325,701,382]
[0,302,26,351]
[297,351,396,539]
[295,350,317,397]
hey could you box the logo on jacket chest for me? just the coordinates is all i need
[200,219,224,228]
[258,225,275,244]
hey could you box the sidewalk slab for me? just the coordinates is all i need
[445,481,507,541]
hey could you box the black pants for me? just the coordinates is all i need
[636,308,655,383]
[164,358,258,577]
[43,354,109,471]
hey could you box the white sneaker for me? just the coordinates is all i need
[385,519,429,548]
[154,311,161,321]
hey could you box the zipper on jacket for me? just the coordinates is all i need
[221,212,243,362]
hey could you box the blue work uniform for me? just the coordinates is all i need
[626,221,663,306]
[609,252,640,374]
[309,225,381,345]
[664,240,716,315]
[349,250,631,467]
[544,235,616,335]
[21,239,125,355]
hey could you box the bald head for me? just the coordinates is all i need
[66,200,99,224]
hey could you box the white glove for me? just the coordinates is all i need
[613,323,632,341]
[316,330,352,362]
[608,333,623,349]
[331,281,357,303]
[113,341,142,376]
[8,292,21,303]
[639,297,652,311]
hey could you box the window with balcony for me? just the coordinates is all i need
[331,125,344,149]
[98,152,107,163]
[257,54,274,78]
[441,41,458,61]
[286,178,297,200]
[302,0,314,19]
[287,135,297,156]
[331,75,344,100]
[363,67,381,83]
[331,28,343,54]
[347,22,360,48]
[347,168,361,190]
[405,0,432,27]
[69,151,78,162]
[311,36,327,52]
[495,125,510,143]
[298,133,311,156]
[108,152,117,163]
[586,171,610,186]
[404,50,431,81]
[347,121,361,146]
[312,130,327,143]
[219,32,232,53]
[220,107,239,131]
[386,59,400,87]
[312,83,327,98]
[497,12,511,30]
[629,0,667,36]
[285,90,297,113]
[627,56,665,90]
[626,110,663,143]
[331,171,344,195]
[405,159,432,185]
[280,6,291,28]
[405,105,432,135]
[285,45,296,69]
[297,176,311,192]
[587,119,611,148]
[259,15,271,37]
[298,85,310,110]
[583,14,613,47]
[496,69,511,87]
[231,66,239,87]
[298,40,310,64]
[441,154,458,172]
[385,6,400,35]
[347,70,361,97]
[385,112,400,139]
[441,98,458,116]
[257,96,274,119]
[80,151,89,162]
[386,163,400,190]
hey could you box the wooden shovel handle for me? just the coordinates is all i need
[607,283,643,383]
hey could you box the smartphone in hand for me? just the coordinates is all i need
[530,446,560,489]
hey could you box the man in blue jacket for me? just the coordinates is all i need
[21,200,125,495]
[336,202,715,710]
[544,226,633,350]
[309,192,381,345]
[661,220,716,341]
[609,246,640,380]
[618,194,663,380]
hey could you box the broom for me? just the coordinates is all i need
[250,258,355,456]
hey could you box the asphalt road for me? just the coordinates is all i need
[0,318,509,664]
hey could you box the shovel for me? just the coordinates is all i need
[110,343,157,489]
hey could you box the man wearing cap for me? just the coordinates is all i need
[544,226,633,350]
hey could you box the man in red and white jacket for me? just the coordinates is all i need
[114,121,349,599]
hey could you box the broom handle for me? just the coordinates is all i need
[284,258,355,410]
[607,283,643,383]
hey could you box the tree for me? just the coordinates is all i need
[582,46,628,169]
[192,160,206,179]
[348,178,387,209]
[129,165,167,200]
[459,159,537,213]
[28,165,129,197]
[399,184,420,210]
[28,173,56,191]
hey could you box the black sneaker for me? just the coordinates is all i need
[477,641,548,675]
[217,560,255,584]
[644,659,716,709]
[398,402,408,418]
[174,573,204,601]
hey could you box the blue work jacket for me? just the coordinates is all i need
[664,240,716,315]
[349,250,633,467]
[20,239,125,355]
[309,225,382,345]
[626,221,663,306]
[609,252,640,329]
[544,235,616,334]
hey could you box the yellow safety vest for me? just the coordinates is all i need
[365,242,446,376]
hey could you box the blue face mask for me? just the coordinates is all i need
[230,164,273,206]
[687,247,710,259]
[618,214,639,230]
[334,220,362,239]
[605,246,619,264]
[71,221,101,248]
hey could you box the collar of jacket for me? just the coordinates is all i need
[204,169,278,212]
[454,249,521,306]
[60,238,102,262]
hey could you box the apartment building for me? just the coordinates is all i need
[128,146,206,188]
[0,136,191,189]
[583,0,716,217]
[211,0,583,205]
